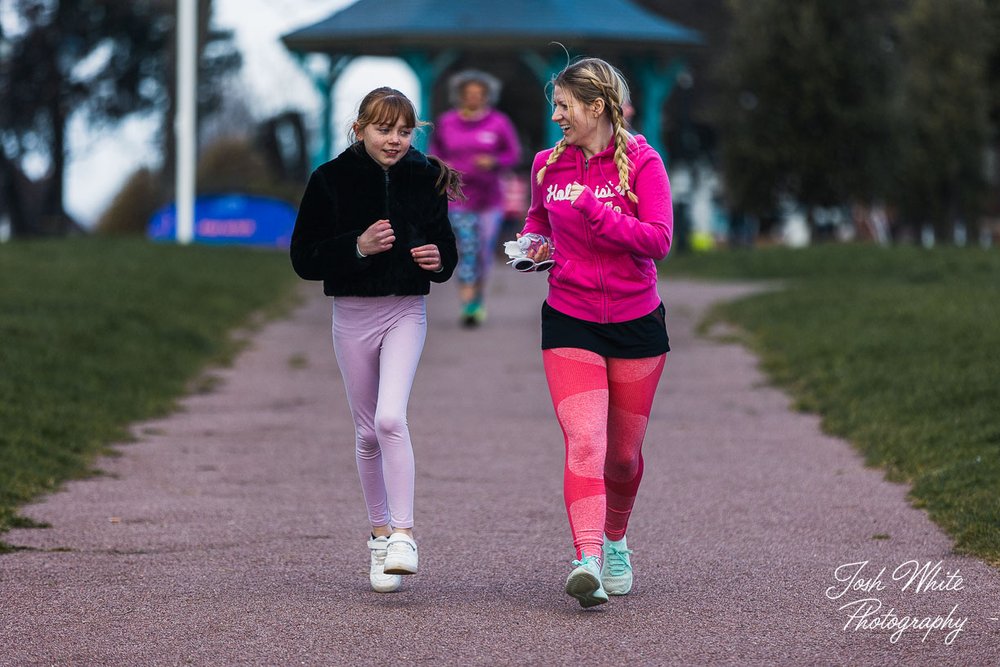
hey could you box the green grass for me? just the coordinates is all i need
[662,244,1000,565]
[0,238,299,549]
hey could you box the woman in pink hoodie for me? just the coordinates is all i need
[430,70,521,327]
[518,57,673,608]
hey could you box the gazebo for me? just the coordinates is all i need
[281,0,702,167]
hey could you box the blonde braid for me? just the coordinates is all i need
[535,139,569,185]
[608,101,638,204]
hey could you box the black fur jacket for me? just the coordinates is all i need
[290,143,457,296]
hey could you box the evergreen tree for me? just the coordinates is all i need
[894,0,991,240]
[716,0,897,229]
[983,0,1000,222]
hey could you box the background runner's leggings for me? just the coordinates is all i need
[451,208,503,286]
[333,295,427,529]
[542,348,666,561]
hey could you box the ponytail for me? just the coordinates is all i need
[427,155,466,202]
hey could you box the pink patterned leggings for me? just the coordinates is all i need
[332,295,427,529]
[542,348,666,560]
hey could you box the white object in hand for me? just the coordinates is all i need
[503,233,554,272]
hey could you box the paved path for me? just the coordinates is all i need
[2,267,999,666]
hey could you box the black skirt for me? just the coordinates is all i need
[541,300,670,359]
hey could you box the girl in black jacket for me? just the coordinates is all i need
[290,87,461,593]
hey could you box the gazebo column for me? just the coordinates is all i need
[400,50,459,150]
[632,57,687,163]
[291,53,353,169]
[521,51,568,148]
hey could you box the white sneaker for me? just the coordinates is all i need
[368,536,402,593]
[383,533,418,575]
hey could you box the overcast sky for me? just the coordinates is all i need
[65,0,418,227]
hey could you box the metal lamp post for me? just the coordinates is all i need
[175,0,197,244]
[0,31,12,243]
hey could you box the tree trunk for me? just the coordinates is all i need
[0,147,33,237]
[40,94,80,235]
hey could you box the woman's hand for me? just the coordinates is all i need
[474,154,497,170]
[357,219,395,256]
[516,233,552,263]
[528,242,551,263]
[411,244,442,272]
[568,181,587,203]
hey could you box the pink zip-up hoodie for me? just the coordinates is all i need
[522,134,673,324]
[429,108,521,212]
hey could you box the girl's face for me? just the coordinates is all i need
[551,85,602,149]
[355,116,413,169]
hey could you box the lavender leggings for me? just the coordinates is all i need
[332,295,427,529]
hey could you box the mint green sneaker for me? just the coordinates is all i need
[460,302,485,328]
[565,555,609,608]
[601,535,633,595]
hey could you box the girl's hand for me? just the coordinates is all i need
[568,181,587,203]
[357,219,395,255]
[411,244,442,272]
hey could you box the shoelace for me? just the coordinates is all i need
[604,543,633,576]
[571,555,600,569]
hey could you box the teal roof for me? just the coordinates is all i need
[282,0,702,54]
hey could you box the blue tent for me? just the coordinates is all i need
[148,194,297,248]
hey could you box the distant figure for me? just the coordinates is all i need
[290,87,461,594]
[517,57,673,608]
[622,100,636,129]
[431,69,521,327]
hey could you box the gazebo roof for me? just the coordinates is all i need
[282,0,702,54]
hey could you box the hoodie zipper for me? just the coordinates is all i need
[583,155,610,323]
[383,170,390,218]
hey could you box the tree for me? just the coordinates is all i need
[1,0,171,234]
[983,0,1000,224]
[986,0,1000,129]
[715,0,898,230]
[0,0,239,237]
[893,0,991,240]
[0,18,20,235]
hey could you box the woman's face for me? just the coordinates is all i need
[551,85,601,149]
[355,116,413,169]
[460,82,489,113]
